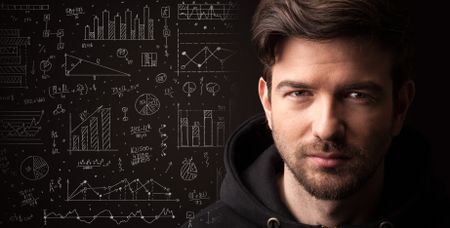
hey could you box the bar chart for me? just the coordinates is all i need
[177,104,227,148]
[69,106,117,152]
[84,6,154,41]
[0,29,30,88]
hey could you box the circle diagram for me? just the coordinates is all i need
[40,59,52,72]
[155,73,167,83]
[182,82,197,97]
[180,158,198,181]
[135,93,160,116]
[20,156,49,181]
[206,82,220,96]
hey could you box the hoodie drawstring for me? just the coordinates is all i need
[267,217,280,228]
[379,221,394,228]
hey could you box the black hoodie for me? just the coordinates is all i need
[181,114,449,228]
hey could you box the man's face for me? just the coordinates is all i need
[259,37,408,200]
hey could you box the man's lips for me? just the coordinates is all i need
[307,153,352,168]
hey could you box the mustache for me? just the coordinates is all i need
[298,139,363,158]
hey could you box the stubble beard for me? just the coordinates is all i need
[272,126,391,200]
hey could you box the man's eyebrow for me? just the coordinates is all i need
[339,82,384,93]
[276,80,314,90]
[276,80,384,93]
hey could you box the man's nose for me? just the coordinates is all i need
[311,98,345,142]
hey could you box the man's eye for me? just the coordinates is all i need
[348,92,366,99]
[346,92,374,102]
[288,90,312,97]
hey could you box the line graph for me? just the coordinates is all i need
[178,3,238,20]
[181,46,235,71]
[178,31,238,73]
[66,178,179,202]
[0,110,43,144]
[43,208,175,225]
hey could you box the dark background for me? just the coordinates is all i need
[1,0,449,228]
[0,1,240,227]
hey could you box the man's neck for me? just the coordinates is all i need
[278,163,384,228]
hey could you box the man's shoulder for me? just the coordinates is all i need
[180,200,257,228]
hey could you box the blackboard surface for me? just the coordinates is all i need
[2,1,450,227]
[0,1,253,227]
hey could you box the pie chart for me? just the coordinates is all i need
[135,93,160,116]
[182,82,197,97]
[180,158,198,181]
[20,155,49,181]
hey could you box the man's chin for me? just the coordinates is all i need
[298,171,360,200]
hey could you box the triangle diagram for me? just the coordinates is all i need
[64,54,130,78]
[188,162,197,173]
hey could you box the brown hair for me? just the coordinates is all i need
[252,0,414,97]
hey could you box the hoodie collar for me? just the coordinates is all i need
[221,113,431,228]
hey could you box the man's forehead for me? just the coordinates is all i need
[269,37,394,94]
[274,36,391,65]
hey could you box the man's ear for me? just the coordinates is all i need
[258,77,273,130]
[392,80,415,136]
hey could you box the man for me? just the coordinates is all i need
[182,0,449,227]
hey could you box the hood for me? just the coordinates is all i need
[220,113,439,227]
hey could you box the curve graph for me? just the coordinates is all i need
[66,178,179,202]
[43,208,175,225]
